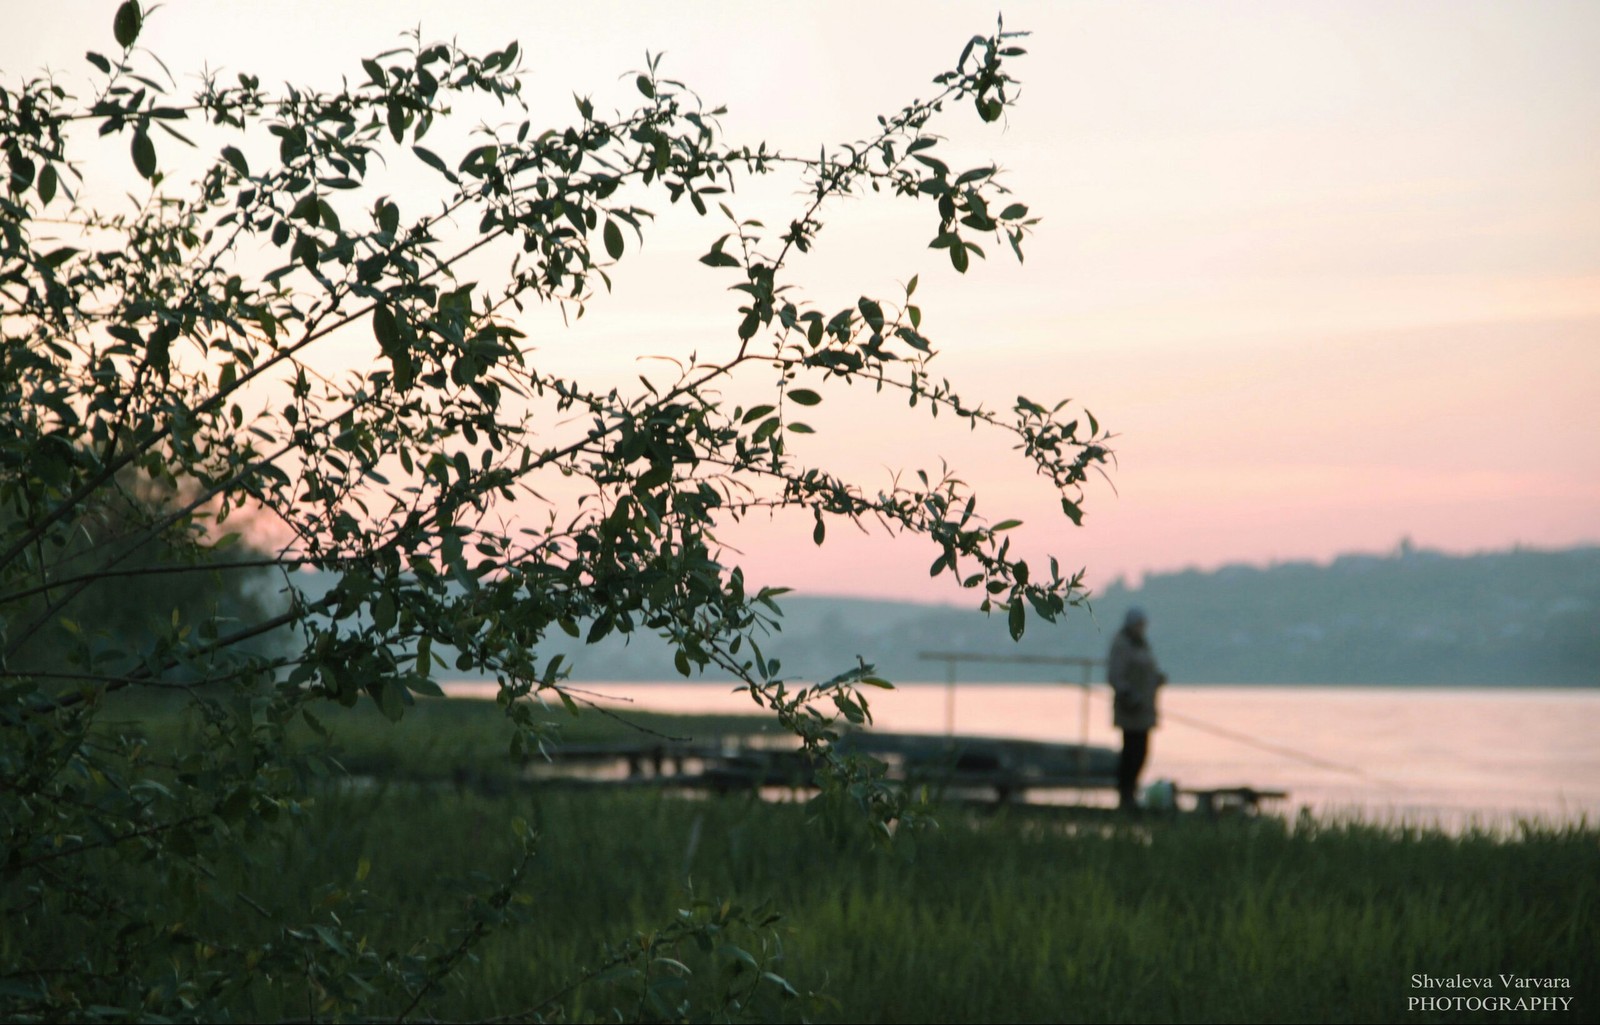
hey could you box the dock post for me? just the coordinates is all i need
[944,656,957,737]
[1078,660,1091,783]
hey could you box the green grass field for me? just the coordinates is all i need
[218,785,1597,1023]
[22,695,1599,1022]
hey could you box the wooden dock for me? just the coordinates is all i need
[526,730,1288,816]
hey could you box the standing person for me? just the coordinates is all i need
[1107,606,1167,813]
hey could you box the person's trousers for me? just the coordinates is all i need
[1117,728,1150,808]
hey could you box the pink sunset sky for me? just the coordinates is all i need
[9,1,1598,602]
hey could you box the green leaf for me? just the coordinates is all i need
[131,129,156,180]
[637,462,671,490]
[290,194,319,225]
[373,591,396,633]
[113,1,142,49]
[603,219,624,260]
[787,388,821,406]
[377,679,406,721]
[636,74,655,98]
[6,151,35,193]
[407,675,446,697]
[592,965,642,985]
[147,323,172,373]
[292,233,318,269]
[86,51,112,74]
[751,417,780,443]
[387,100,407,143]
[762,970,801,998]
[221,146,249,176]
[858,297,885,331]
[317,199,340,232]
[458,143,498,174]
[412,145,458,182]
[372,305,399,353]
[699,245,739,268]
[37,164,57,205]
[894,327,931,353]
[1008,599,1025,641]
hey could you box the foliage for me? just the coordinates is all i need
[292,786,1599,1023]
[2,464,284,679]
[8,731,1586,1023]
[1,3,1109,1020]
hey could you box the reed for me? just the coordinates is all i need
[62,698,1598,1022]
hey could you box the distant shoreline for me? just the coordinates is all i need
[446,677,1600,690]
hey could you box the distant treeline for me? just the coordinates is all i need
[522,544,1600,686]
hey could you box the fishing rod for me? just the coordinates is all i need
[1084,687,1408,790]
[916,649,1409,790]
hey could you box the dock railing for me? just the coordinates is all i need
[917,651,1103,780]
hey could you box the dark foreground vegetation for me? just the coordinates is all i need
[3,11,1108,1017]
[11,696,1589,1024]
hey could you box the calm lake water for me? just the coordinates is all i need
[446,681,1600,826]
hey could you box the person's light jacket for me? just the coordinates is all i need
[1107,628,1163,731]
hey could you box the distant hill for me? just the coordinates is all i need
[290,544,1599,686]
[1093,544,1600,686]
[519,544,1600,686]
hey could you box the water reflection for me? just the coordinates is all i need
[444,681,1599,825]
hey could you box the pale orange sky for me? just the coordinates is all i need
[9,1,1598,601]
